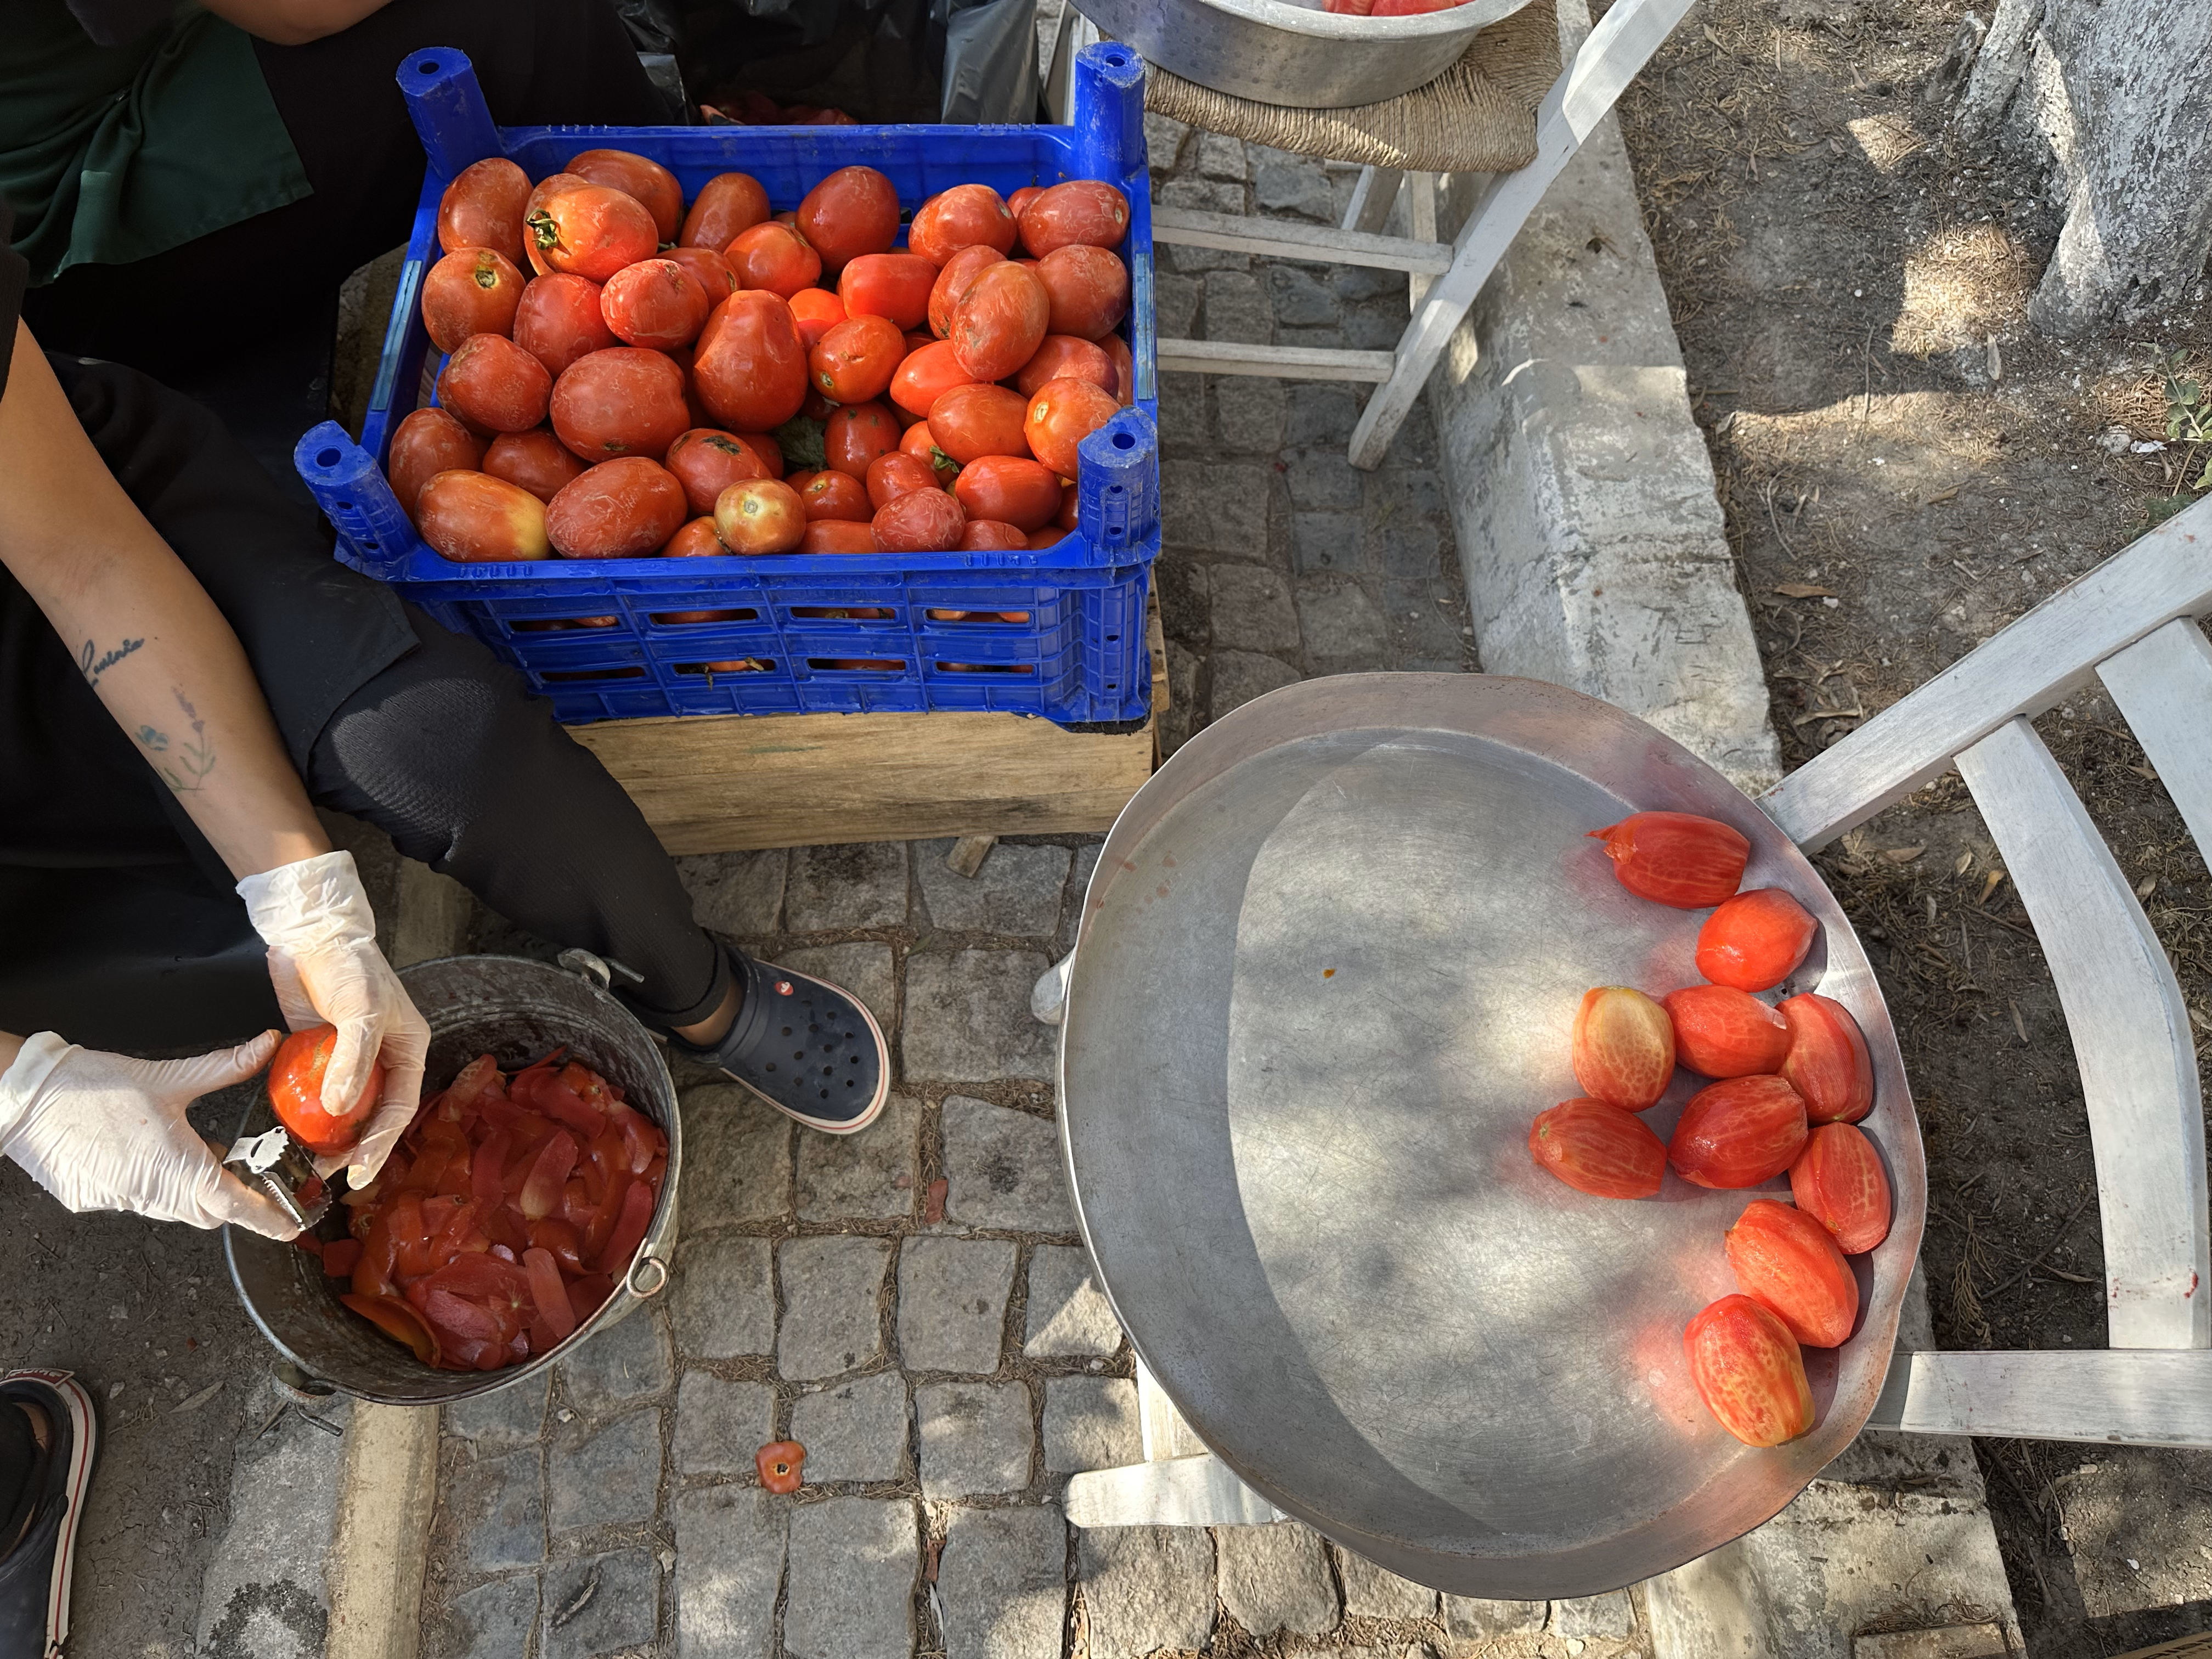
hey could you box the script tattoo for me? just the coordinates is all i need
[78,636,144,686]
[156,689,216,793]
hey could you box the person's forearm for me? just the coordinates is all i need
[198,0,393,46]
[0,325,329,878]
[0,1032,21,1073]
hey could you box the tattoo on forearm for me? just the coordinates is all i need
[155,689,216,793]
[78,636,144,686]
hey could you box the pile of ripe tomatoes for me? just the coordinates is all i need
[309,1051,669,1374]
[385,149,1136,565]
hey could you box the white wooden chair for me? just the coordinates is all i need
[1043,491,2212,1528]
[1139,0,1696,469]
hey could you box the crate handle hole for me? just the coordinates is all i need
[792,606,896,621]
[543,667,646,682]
[415,57,442,72]
[1111,430,1135,450]
[362,540,380,551]
[650,608,757,625]
[806,657,907,672]
[936,661,1035,675]
[676,659,774,675]
[319,448,343,468]
[1106,633,1118,641]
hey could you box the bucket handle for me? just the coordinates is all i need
[627,1249,672,1299]
[557,947,645,991]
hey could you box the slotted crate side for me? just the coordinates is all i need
[300,42,1159,727]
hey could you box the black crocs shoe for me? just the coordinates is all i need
[671,949,890,1135]
[0,1370,96,1659]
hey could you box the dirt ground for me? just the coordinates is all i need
[1602,0,2212,1650]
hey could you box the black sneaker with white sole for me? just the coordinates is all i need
[0,1370,95,1659]
[670,948,890,1134]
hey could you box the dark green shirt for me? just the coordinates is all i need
[2,2,311,285]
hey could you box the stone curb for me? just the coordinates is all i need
[1427,0,1781,794]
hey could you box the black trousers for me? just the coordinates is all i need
[22,0,664,385]
[0,357,729,1040]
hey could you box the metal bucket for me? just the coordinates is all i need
[1071,0,1531,110]
[225,954,681,1406]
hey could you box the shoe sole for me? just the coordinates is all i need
[3,1369,95,1658]
[723,966,891,1136]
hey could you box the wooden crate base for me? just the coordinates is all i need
[570,708,1156,854]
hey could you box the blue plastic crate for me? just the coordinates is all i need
[296,43,1159,727]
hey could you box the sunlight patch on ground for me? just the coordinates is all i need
[1891,223,2035,358]
[1847,112,1923,174]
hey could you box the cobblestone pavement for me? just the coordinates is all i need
[415,125,1637,1659]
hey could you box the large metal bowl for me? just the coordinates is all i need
[1073,0,1533,109]
[1058,673,1926,1596]
[226,954,681,1405]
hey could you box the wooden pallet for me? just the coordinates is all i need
[567,600,1166,854]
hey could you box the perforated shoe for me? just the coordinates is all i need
[670,949,889,1134]
[0,1370,95,1659]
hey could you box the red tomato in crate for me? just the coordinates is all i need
[714,478,808,555]
[416,472,552,561]
[928,384,1030,465]
[909,183,1019,266]
[1008,185,1043,219]
[421,249,527,354]
[601,259,713,350]
[872,487,964,553]
[514,273,617,379]
[662,516,729,558]
[438,157,531,265]
[546,458,689,558]
[1725,1198,1859,1348]
[823,402,902,479]
[483,428,589,503]
[900,419,960,485]
[798,469,874,522]
[951,455,1060,531]
[797,165,901,273]
[1790,1122,1892,1254]
[1018,179,1131,256]
[682,172,771,249]
[1527,1096,1666,1199]
[693,291,809,432]
[1036,244,1130,341]
[660,245,738,306]
[438,335,552,434]
[960,519,1029,550]
[1056,481,1080,528]
[737,431,785,478]
[1696,889,1818,992]
[551,348,691,462]
[724,222,821,297]
[565,148,682,241]
[1668,1075,1809,1189]
[1024,376,1119,479]
[1684,1295,1814,1447]
[664,428,775,516]
[1663,985,1791,1078]
[387,408,485,519]
[838,253,939,331]
[789,286,847,348]
[524,179,658,282]
[811,314,906,404]
[928,244,1006,338]
[1778,993,1874,1125]
[950,262,1050,382]
[1026,526,1068,549]
[1016,335,1116,398]
[268,1024,383,1155]
[1102,332,1135,404]
[890,340,979,419]
[1588,811,1749,908]
[866,451,941,509]
[802,520,878,554]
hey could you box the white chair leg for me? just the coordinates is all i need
[1065,1357,1289,1526]
[1031,952,1074,1025]
[1346,0,1697,469]
[1404,172,1439,307]
[1341,166,1405,235]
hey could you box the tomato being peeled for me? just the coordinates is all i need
[1023,375,1119,479]
[1527,1097,1666,1199]
[797,165,901,273]
[438,335,552,434]
[387,407,486,519]
[546,457,689,558]
[951,454,1060,530]
[909,183,1018,266]
[1588,811,1749,909]
[1664,985,1791,1079]
[1035,244,1130,341]
[437,157,531,265]
[823,402,902,480]
[565,147,682,241]
[1668,1075,1809,1189]
[421,248,526,355]
[524,179,658,283]
[682,172,771,249]
[514,273,617,380]
[1683,1295,1814,1447]
[417,471,552,562]
[693,290,809,433]
[269,1024,385,1155]
[1725,1198,1859,1348]
[1777,993,1874,1125]
[838,253,939,331]
[810,314,905,404]
[1789,1122,1892,1254]
[550,347,691,461]
[1696,889,1819,993]
[483,428,588,504]
[600,258,712,350]
[664,428,774,516]
[1570,986,1676,1111]
[927,383,1030,465]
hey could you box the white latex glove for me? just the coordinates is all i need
[238,850,429,1186]
[0,1031,300,1238]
